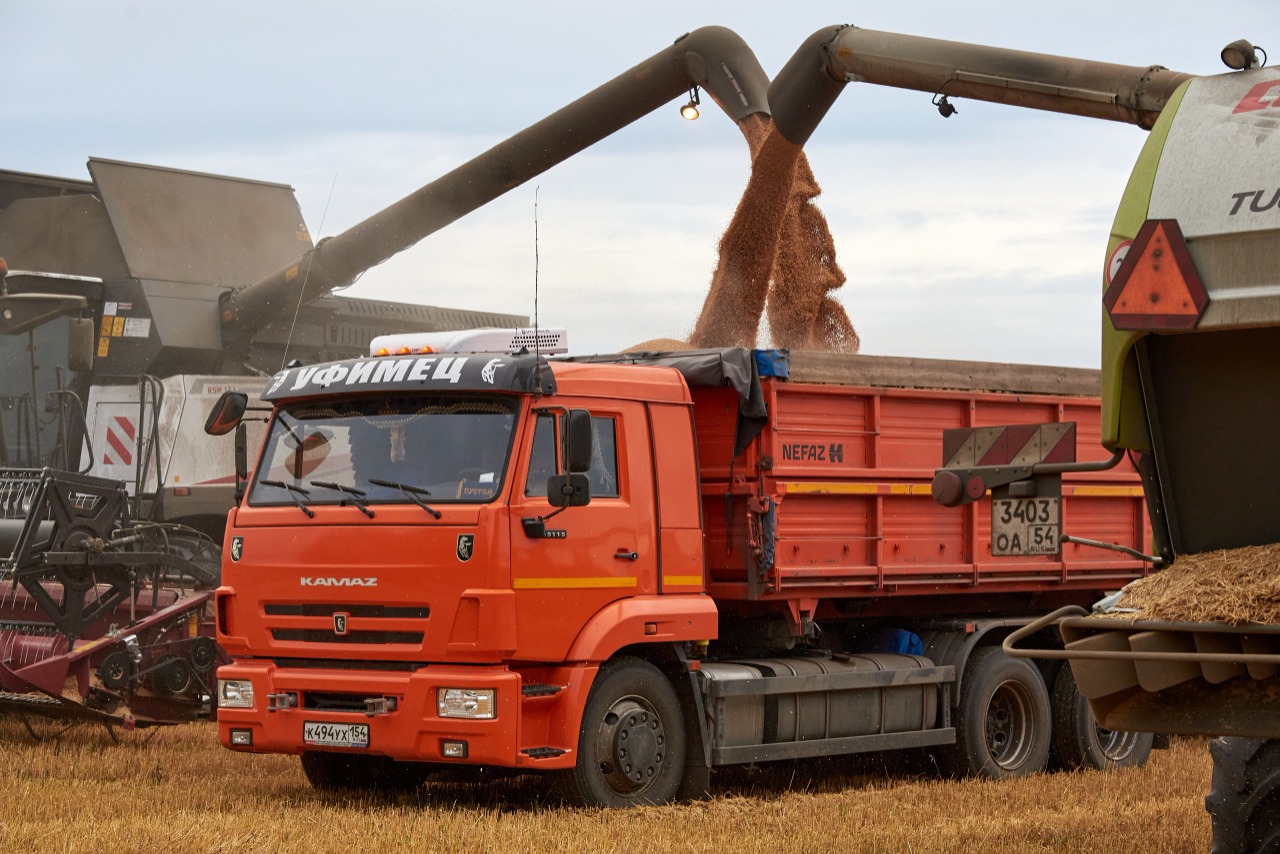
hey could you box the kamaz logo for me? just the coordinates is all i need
[300,577,377,587]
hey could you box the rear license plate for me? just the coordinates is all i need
[303,721,369,748]
[992,497,1060,556]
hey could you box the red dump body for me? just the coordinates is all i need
[694,358,1148,620]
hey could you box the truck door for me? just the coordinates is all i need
[509,401,657,661]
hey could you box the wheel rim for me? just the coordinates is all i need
[593,695,667,797]
[1094,723,1141,763]
[985,678,1037,770]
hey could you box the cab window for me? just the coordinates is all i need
[524,414,619,498]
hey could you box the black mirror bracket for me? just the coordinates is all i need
[522,507,569,539]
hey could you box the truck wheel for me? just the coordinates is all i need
[1206,737,1280,853]
[1051,665,1153,770]
[572,657,686,807]
[300,751,432,793]
[950,646,1051,779]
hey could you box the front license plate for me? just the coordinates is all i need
[303,721,369,748]
[992,497,1061,556]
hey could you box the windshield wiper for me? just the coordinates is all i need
[259,479,315,518]
[368,477,442,519]
[310,481,375,518]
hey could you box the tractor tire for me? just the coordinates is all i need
[300,751,432,793]
[947,646,1052,779]
[1207,737,1280,853]
[1051,665,1153,770]
[571,657,686,807]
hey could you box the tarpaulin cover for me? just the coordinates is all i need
[564,348,785,457]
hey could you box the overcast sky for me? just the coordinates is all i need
[5,2,1271,366]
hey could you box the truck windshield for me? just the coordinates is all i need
[249,393,519,508]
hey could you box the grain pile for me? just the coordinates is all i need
[1108,542,1280,624]
[687,116,858,353]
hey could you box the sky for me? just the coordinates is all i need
[4,2,1272,367]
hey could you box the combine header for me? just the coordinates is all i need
[0,470,221,727]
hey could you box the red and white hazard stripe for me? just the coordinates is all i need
[102,415,136,466]
[942,423,1076,469]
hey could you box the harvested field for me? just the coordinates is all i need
[1111,542,1280,624]
[0,718,1213,852]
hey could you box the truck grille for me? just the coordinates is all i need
[264,601,428,646]
[304,691,383,712]
[270,629,423,645]
[264,604,429,619]
[271,658,420,672]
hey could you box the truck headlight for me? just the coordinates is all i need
[437,688,495,719]
[218,679,255,709]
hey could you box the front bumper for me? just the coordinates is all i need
[216,659,573,768]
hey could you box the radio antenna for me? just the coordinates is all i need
[533,186,543,395]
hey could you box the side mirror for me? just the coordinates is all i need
[67,317,94,373]
[563,409,593,473]
[205,391,248,436]
[547,473,591,508]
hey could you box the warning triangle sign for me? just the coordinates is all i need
[1102,219,1208,330]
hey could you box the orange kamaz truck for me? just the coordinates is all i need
[208,329,1152,805]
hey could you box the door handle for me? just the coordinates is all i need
[614,550,639,561]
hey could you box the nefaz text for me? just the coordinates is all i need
[781,442,845,463]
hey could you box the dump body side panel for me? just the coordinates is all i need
[701,374,1149,612]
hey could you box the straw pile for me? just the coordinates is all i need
[1107,542,1280,624]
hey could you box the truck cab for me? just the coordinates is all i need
[215,333,716,793]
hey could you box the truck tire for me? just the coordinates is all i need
[1206,737,1280,853]
[1050,665,1153,770]
[949,646,1051,779]
[572,657,686,807]
[300,751,432,793]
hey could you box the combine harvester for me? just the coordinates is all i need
[0,27,775,729]
[0,161,525,728]
[981,38,1280,849]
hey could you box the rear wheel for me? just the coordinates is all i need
[949,646,1051,779]
[572,658,686,807]
[1050,665,1153,770]
[300,751,433,793]
[1206,737,1280,853]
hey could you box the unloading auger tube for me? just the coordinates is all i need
[219,26,771,342]
[768,25,1195,147]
